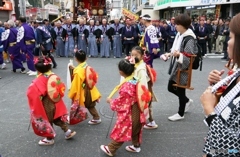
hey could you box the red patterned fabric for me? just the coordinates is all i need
[27,75,68,138]
[110,82,145,142]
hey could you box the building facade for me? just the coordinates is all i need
[154,0,240,20]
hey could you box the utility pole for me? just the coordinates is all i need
[19,0,26,16]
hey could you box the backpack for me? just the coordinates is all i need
[183,36,203,71]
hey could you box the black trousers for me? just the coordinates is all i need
[199,42,207,56]
[207,38,212,53]
[168,80,189,116]
[124,43,133,56]
[42,50,57,67]
[167,42,173,52]
[223,42,228,59]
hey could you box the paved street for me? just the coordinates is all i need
[0,56,228,157]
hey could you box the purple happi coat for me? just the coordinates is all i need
[2,27,24,70]
[17,23,36,71]
[144,25,160,67]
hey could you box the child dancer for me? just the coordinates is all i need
[131,46,158,129]
[68,50,101,124]
[26,56,76,146]
[100,58,147,156]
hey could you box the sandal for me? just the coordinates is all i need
[125,145,141,153]
[100,145,113,156]
[65,131,76,140]
[38,138,54,146]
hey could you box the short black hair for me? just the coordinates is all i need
[131,46,144,63]
[118,59,135,76]
[75,50,86,62]
[19,17,27,23]
[131,46,144,55]
[175,14,191,29]
[34,56,52,73]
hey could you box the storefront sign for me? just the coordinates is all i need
[44,4,59,15]
[122,8,139,21]
[154,0,194,10]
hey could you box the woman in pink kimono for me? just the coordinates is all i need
[100,58,148,156]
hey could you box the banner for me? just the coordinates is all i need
[122,8,139,21]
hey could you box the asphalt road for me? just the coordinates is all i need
[0,56,227,157]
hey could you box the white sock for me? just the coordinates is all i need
[65,129,71,136]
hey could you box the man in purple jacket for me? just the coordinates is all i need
[16,17,37,76]
[1,20,26,73]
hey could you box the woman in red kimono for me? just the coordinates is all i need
[100,58,148,156]
[26,56,76,146]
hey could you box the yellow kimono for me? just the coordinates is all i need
[68,61,101,107]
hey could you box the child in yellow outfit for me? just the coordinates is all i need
[68,50,101,124]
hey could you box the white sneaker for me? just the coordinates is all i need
[125,145,141,153]
[1,63,6,69]
[143,120,158,129]
[28,71,37,76]
[38,138,54,146]
[88,119,101,125]
[168,113,184,121]
[185,99,193,113]
[5,59,10,63]
[26,70,32,74]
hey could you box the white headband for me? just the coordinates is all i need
[36,19,42,23]
[142,17,151,20]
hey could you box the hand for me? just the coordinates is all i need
[200,86,216,115]
[131,37,134,40]
[152,48,158,54]
[224,30,226,32]
[124,37,127,40]
[158,37,162,41]
[204,36,207,39]
[163,53,171,58]
[69,65,75,70]
[173,50,180,57]
[106,98,112,104]
[208,70,224,85]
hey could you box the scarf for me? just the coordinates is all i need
[108,74,134,98]
[170,28,196,54]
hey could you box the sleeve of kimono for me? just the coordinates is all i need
[106,28,113,39]
[119,27,123,35]
[83,29,89,38]
[203,111,240,155]
[177,38,195,69]
[1,29,9,52]
[62,29,67,40]
[121,27,125,40]
[94,29,102,38]
[161,28,167,40]
[72,27,78,40]
[136,69,149,88]
[52,28,57,40]
[68,73,83,100]
[110,91,129,112]
[132,27,137,38]
[36,29,42,45]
